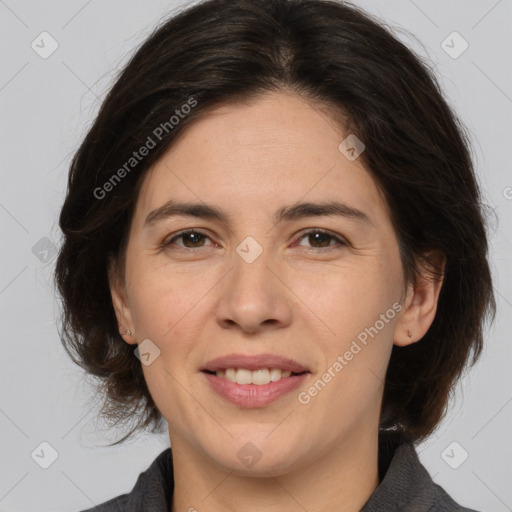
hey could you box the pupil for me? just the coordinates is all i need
[310,233,329,247]
[185,233,203,247]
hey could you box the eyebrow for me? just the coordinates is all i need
[144,199,373,229]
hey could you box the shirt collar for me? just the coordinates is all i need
[116,430,459,512]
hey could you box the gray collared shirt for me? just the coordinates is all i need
[79,431,480,511]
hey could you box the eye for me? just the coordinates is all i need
[162,229,215,250]
[161,228,347,252]
[293,229,347,252]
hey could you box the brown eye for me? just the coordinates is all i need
[294,229,347,251]
[164,230,214,249]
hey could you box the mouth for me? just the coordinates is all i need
[201,353,309,374]
[201,368,309,386]
[200,353,311,406]
[201,369,310,408]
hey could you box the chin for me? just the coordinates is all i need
[203,434,308,476]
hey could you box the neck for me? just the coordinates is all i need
[170,425,380,512]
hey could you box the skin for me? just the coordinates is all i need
[110,91,444,512]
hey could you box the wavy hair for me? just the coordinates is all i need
[55,0,496,445]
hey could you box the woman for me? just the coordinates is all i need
[55,0,495,510]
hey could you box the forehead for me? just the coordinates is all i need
[135,92,390,227]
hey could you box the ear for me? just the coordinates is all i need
[394,250,445,347]
[108,256,137,345]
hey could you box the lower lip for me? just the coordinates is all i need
[202,371,309,407]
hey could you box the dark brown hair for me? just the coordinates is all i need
[55,0,496,445]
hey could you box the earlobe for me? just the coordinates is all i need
[394,251,445,347]
[108,257,137,345]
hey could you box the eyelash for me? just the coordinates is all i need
[161,228,348,253]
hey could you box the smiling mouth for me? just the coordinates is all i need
[202,368,308,386]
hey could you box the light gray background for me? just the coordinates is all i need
[1,0,511,511]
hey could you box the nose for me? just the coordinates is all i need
[215,246,293,334]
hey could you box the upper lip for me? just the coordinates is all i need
[201,353,309,373]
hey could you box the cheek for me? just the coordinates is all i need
[126,258,219,349]
[290,260,399,334]
[124,262,176,345]
[304,300,397,421]
[290,260,399,386]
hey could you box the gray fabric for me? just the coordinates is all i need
[361,432,479,512]
[79,431,480,511]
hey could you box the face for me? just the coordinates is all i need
[111,91,426,476]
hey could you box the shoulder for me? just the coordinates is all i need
[362,431,482,512]
[428,482,481,512]
[76,447,173,512]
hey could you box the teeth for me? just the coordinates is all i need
[215,368,293,385]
